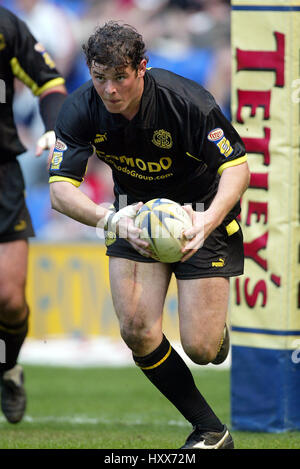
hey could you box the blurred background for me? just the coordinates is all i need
[1,0,231,241]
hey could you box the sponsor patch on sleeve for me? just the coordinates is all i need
[34,42,56,68]
[54,138,68,151]
[50,139,68,170]
[207,128,233,158]
[50,151,63,170]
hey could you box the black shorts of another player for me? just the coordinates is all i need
[0,160,35,243]
[105,219,244,280]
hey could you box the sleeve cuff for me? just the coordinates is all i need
[218,155,248,175]
[49,175,82,187]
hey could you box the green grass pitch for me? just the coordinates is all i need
[0,365,299,449]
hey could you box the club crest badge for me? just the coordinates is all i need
[152,130,173,149]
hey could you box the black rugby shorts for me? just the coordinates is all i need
[0,160,35,243]
[106,218,244,279]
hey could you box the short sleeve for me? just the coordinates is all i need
[199,106,246,175]
[8,12,65,95]
[49,98,94,186]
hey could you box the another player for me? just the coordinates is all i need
[0,6,67,423]
[49,22,250,449]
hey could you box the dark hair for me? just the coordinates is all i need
[82,21,148,70]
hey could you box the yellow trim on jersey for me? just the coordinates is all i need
[226,219,240,236]
[186,151,202,162]
[10,57,65,96]
[218,155,247,175]
[49,176,82,187]
[136,345,172,370]
[35,77,65,96]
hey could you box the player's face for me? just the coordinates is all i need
[90,60,147,120]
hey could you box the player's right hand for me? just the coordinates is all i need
[104,203,151,257]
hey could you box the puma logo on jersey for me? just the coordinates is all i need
[14,220,27,231]
[94,133,107,143]
[212,257,225,267]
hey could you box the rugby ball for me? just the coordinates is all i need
[134,198,192,263]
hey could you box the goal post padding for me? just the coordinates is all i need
[230,0,300,432]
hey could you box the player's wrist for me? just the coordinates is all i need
[103,204,140,233]
[103,210,116,231]
[205,204,226,228]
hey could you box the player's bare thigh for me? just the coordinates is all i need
[0,239,28,324]
[177,277,229,364]
[109,257,172,356]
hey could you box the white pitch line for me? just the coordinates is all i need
[0,415,190,427]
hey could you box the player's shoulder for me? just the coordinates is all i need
[147,67,216,115]
[0,6,33,48]
[0,6,16,22]
[56,80,100,131]
[62,80,98,112]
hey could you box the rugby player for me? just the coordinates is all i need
[49,21,250,449]
[0,6,67,423]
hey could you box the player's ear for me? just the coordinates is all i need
[137,59,147,78]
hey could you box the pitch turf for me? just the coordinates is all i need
[0,365,299,449]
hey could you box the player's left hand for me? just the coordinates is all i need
[180,205,216,262]
[35,130,56,157]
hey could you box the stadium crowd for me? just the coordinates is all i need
[1,0,231,240]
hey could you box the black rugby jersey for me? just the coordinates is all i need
[0,6,65,161]
[50,68,246,218]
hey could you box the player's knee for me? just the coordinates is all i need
[182,340,215,365]
[120,318,156,351]
[0,286,27,325]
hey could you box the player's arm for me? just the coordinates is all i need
[204,160,250,230]
[50,181,149,255]
[36,84,67,157]
[182,161,250,260]
[9,11,67,156]
[50,179,143,230]
[182,104,250,261]
[50,180,107,227]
